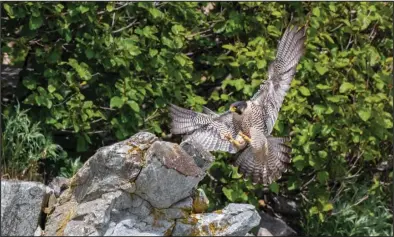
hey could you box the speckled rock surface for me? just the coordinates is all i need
[172,203,261,236]
[1,181,48,236]
[42,132,261,236]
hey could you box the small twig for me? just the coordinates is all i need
[186,29,212,40]
[53,93,76,107]
[87,130,107,134]
[301,174,316,190]
[348,151,364,174]
[91,118,104,124]
[29,39,44,47]
[112,19,137,33]
[111,12,116,28]
[144,109,160,122]
[332,183,345,202]
[352,195,369,207]
[98,2,131,15]
[329,23,344,32]
[206,171,218,182]
[300,192,311,203]
[99,106,116,111]
[62,45,71,53]
[345,35,353,50]
[91,73,101,77]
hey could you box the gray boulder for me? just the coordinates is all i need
[134,141,207,209]
[42,132,261,236]
[1,180,48,236]
[258,212,297,236]
[272,196,299,216]
[172,203,261,236]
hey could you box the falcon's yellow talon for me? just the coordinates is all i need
[223,132,242,148]
[238,131,252,143]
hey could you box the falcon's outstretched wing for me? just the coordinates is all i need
[169,104,240,153]
[251,26,306,134]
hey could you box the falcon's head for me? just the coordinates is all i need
[229,101,247,115]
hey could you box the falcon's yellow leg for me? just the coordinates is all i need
[238,131,252,143]
[223,133,242,148]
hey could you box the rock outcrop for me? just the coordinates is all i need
[257,211,297,236]
[1,181,49,236]
[39,131,261,236]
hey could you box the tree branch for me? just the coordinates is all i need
[112,19,137,34]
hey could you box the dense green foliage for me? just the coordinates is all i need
[1,2,392,235]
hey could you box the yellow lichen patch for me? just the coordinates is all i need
[208,222,228,235]
[213,209,223,214]
[189,214,200,225]
[189,226,208,236]
[68,173,80,193]
[179,214,199,225]
[56,207,76,236]
[192,198,209,214]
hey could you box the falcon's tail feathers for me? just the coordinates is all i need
[169,104,212,135]
[234,136,291,185]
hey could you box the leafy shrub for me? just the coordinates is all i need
[1,2,392,235]
[304,180,393,236]
[1,103,78,182]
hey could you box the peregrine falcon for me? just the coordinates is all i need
[169,25,306,184]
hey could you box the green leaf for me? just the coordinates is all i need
[127,100,140,112]
[327,95,347,103]
[68,58,92,80]
[318,150,328,159]
[312,7,320,17]
[231,166,243,179]
[85,48,94,59]
[323,203,333,212]
[149,49,158,57]
[23,79,37,90]
[357,108,371,122]
[313,105,326,115]
[149,8,163,19]
[110,96,124,108]
[299,86,311,96]
[77,135,88,152]
[171,24,185,35]
[269,182,279,194]
[339,82,354,93]
[175,55,186,66]
[292,155,305,171]
[315,64,328,75]
[267,25,280,37]
[48,85,56,93]
[317,171,329,184]
[309,206,319,215]
[316,84,331,90]
[222,187,234,202]
[78,5,90,14]
[4,4,14,18]
[55,3,64,13]
[29,16,43,30]
[106,3,114,12]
